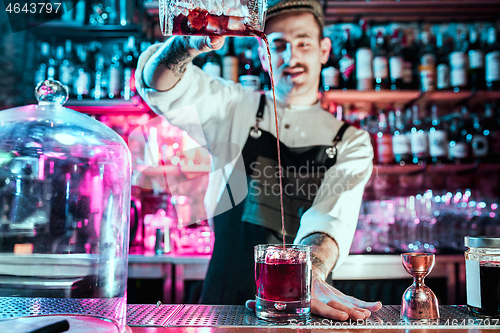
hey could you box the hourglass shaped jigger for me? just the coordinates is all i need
[400,253,440,320]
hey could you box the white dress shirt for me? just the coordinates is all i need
[136,43,373,268]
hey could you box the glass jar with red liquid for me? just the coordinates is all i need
[254,244,311,322]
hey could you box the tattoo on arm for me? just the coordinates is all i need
[156,37,195,78]
[311,253,328,277]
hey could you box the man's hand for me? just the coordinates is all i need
[311,276,381,321]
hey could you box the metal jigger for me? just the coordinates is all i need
[400,253,440,320]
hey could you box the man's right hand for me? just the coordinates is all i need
[142,35,225,91]
[186,35,226,54]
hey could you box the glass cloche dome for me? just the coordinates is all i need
[0,80,131,332]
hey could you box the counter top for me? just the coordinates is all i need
[126,304,499,332]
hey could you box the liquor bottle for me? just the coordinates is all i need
[410,104,429,164]
[448,118,469,164]
[73,45,91,101]
[450,30,469,92]
[389,30,404,91]
[321,43,339,91]
[376,109,394,165]
[122,36,138,100]
[222,37,239,82]
[484,103,500,162]
[419,31,436,92]
[373,30,390,91]
[92,53,106,101]
[34,42,50,86]
[59,40,75,94]
[239,48,261,90]
[428,104,449,164]
[108,45,122,99]
[356,20,373,91]
[449,106,472,164]
[202,51,222,78]
[485,26,500,91]
[436,32,451,91]
[338,29,356,90]
[392,107,412,165]
[402,31,419,90]
[468,27,485,91]
[471,112,489,161]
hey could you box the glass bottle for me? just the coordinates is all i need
[471,113,489,162]
[376,109,394,165]
[419,31,437,92]
[485,26,500,91]
[356,19,374,91]
[428,104,449,164]
[373,30,390,91]
[392,106,412,165]
[321,42,339,91]
[389,30,404,91]
[484,103,500,163]
[450,30,469,92]
[436,32,451,91]
[410,104,429,164]
[339,29,356,90]
[222,37,239,82]
[202,51,222,78]
[468,27,485,91]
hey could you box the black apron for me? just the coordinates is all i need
[200,94,350,305]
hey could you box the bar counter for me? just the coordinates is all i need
[125,304,499,332]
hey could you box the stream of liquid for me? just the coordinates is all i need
[253,31,286,248]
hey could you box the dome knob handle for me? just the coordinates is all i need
[35,80,69,105]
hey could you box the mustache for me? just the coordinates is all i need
[282,64,308,73]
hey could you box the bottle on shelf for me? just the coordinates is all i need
[410,104,429,165]
[484,103,500,163]
[402,30,419,90]
[436,32,451,91]
[59,40,75,94]
[485,26,500,91]
[202,51,222,78]
[92,53,106,101]
[122,36,139,100]
[419,30,437,92]
[450,29,469,92]
[468,27,485,91]
[239,47,261,90]
[428,104,449,164]
[34,42,50,86]
[375,108,394,165]
[471,112,489,162]
[449,106,472,164]
[222,37,239,83]
[389,30,404,91]
[73,44,91,101]
[338,29,356,90]
[108,44,122,99]
[356,19,374,91]
[322,40,340,91]
[392,106,412,165]
[373,30,390,91]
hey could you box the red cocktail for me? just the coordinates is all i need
[254,244,311,322]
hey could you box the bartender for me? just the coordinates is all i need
[136,0,382,320]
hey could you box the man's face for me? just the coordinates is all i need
[259,12,330,104]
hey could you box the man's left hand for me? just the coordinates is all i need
[311,275,381,321]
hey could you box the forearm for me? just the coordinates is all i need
[143,36,203,91]
[299,232,339,281]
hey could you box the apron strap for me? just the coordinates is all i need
[333,123,351,144]
[256,93,266,120]
[326,123,351,159]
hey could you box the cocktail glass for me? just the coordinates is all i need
[254,244,311,322]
